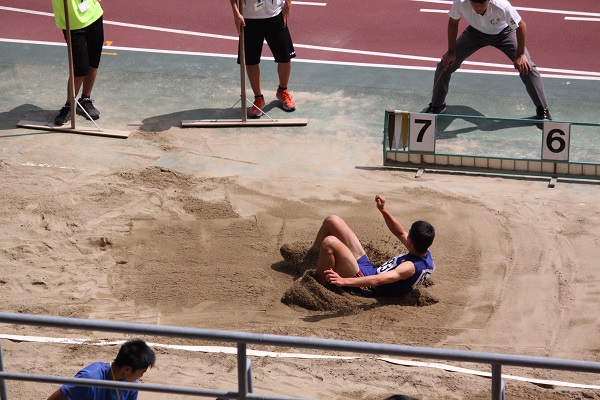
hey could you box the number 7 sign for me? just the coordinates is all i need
[409,113,436,152]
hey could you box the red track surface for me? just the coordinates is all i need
[1,0,599,76]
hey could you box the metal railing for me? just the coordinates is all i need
[1,312,600,400]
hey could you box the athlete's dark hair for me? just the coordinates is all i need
[470,0,488,3]
[409,221,435,254]
[114,339,156,370]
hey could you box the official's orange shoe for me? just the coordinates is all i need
[248,95,265,119]
[276,89,296,111]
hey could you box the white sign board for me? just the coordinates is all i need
[542,122,570,161]
[409,113,436,153]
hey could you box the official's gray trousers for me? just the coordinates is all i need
[431,25,549,109]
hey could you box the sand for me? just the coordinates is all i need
[1,120,600,400]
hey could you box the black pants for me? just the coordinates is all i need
[63,16,104,76]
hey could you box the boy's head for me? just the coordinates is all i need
[114,339,156,371]
[408,221,435,254]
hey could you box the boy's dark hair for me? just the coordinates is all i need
[470,0,488,3]
[409,221,435,254]
[114,339,156,370]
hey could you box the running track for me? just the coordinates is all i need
[1,0,599,80]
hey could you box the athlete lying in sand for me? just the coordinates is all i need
[312,194,435,297]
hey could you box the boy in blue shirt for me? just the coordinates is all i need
[46,339,156,400]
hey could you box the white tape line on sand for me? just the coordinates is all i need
[0,334,357,360]
[2,334,599,389]
[379,358,600,390]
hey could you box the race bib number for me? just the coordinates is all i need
[377,256,400,274]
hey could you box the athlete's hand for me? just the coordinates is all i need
[441,51,455,69]
[325,269,345,286]
[514,54,531,75]
[375,194,386,211]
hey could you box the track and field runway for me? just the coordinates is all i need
[1,0,599,164]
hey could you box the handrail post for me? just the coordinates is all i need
[246,358,253,394]
[491,363,505,400]
[237,342,248,399]
[0,340,8,400]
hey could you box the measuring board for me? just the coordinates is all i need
[383,110,600,183]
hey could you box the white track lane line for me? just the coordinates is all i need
[1,6,599,79]
[565,16,600,22]
[411,0,600,17]
[294,1,327,6]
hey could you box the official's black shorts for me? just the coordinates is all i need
[239,12,296,65]
[62,16,104,76]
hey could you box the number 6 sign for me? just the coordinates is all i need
[409,113,436,152]
[542,122,570,161]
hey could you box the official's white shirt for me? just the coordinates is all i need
[242,0,283,19]
[449,0,521,35]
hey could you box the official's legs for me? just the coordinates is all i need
[63,28,90,101]
[264,12,297,109]
[246,64,262,97]
[80,67,98,97]
[493,28,548,109]
[242,19,266,97]
[431,27,487,107]
[264,13,295,90]
[64,72,94,103]
[55,27,90,124]
[64,17,103,100]
[66,76,84,100]
[80,16,103,98]
[277,62,291,89]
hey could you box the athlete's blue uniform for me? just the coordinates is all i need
[347,252,435,297]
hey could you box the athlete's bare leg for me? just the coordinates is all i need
[312,215,366,284]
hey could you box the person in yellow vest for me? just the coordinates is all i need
[51,0,104,125]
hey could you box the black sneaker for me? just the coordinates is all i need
[54,103,71,125]
[535,107,551,129]
[425,103,446,114]
[76,97,100,120]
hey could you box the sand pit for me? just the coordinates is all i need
[1,125,600,400]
